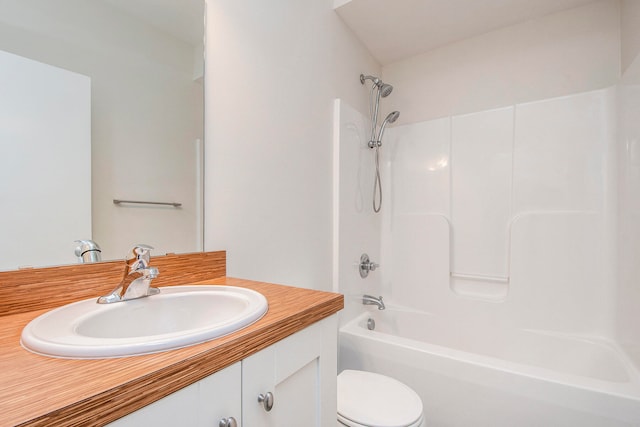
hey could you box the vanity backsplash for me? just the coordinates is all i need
[0,251,226,317]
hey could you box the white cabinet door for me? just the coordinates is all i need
[199,361,242,426]
[106,381,199,427]
[107,362,241,427]
[242,315,337,427]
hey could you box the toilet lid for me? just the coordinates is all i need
[337,370,423,427]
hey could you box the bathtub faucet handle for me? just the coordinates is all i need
[359,253,379,278]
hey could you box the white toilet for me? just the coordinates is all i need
[337,370,425,427]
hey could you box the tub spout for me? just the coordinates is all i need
[363,294,385,310]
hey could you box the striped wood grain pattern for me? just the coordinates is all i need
[0,276,343,427]
[0,251,226,317]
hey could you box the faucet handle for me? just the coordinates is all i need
[359,253,380,278]
[126,244,154,270]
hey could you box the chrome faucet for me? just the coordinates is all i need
[362,294,385,310]
[97,244,160,304]
[75,239,102,263]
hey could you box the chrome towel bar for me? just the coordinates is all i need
[113,199,182,207]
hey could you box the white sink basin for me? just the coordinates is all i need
[21,285,268,359]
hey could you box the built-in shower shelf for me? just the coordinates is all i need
[449,272,509,302]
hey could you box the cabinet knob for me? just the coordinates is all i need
[218,417,238,427]
[258,391,274,412]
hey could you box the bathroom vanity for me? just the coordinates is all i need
[109,315,336,426]
[0,252,343,426]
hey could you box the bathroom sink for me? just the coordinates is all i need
[21,285,268,359]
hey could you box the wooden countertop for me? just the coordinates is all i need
[0,277,343,426]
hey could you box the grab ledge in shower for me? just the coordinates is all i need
[449,272,510,302]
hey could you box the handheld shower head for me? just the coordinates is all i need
[384,110,400,124]
[376,111,400,143]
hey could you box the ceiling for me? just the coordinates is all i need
[101,0,204,45]
[335,0,599,65]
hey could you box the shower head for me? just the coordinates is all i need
[360,74,393,97]
[376,111,400,143]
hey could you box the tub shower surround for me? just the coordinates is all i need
[383,87,615,322]
[335,85,640,425]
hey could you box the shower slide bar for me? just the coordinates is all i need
[113,199,182,208]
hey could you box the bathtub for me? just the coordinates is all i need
[339,308,640,426]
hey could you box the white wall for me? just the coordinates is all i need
[0,0,202,262]
[382,0,620,124]
[205,0,380,290]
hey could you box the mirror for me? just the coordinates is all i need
[0,0,205,270]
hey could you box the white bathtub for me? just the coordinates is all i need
[339,309,640,426]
